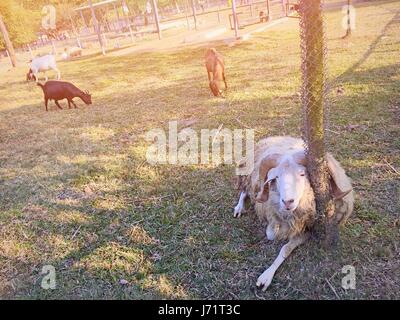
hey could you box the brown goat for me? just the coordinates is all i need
[205,48,227,97]
[37,80,92,111]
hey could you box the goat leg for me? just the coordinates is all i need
[256,232,310,291]
[71,99,78,109]
[45,98,48,112]
[207,71,212,82]
[223,72,227,90]
[54,100,63,110]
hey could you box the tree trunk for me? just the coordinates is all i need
[0,14,17,67]
[299,0,338,247]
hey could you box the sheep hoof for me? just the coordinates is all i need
[256,269,274,291]
[266,224,277,241]
[233,205,242,218]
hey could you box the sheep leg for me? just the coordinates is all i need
[256,232,310,291]
[233,191,247,218]
[35,73,39,83]
[44,72,48,82]
[54,100,63,110]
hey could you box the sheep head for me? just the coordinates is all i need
[256,151,353,220]
[256,151,308,214]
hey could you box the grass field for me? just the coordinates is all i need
[0,0,399,299]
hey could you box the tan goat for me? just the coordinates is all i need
[205,48,227,97]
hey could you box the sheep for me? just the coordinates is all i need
[27,54,60,83]
[234,136,354,290]
[205,48,227,97]
[37,80,92,111]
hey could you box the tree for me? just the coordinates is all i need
[0,0,40,50]
[299,0,338,246]
[0,13,16,67]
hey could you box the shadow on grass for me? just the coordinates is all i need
[1,19,399,298]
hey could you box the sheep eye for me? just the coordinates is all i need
[300,173,305,177]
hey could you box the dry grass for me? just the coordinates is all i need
[0,1,399,299]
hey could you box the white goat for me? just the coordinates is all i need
[234,136,354,290]
[27,54,60,82]
[61,47,82,60]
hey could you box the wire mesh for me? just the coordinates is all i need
[298,0,338,243]
[299,0,330,153]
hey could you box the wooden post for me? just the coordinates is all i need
[151,0,162,39]
[50,38,56,54]
[122,0,135,43]
[88,0,106,55]
[0,14,16,67]
[281,0,286,16]
[69,12,82,48]
[190,0,197,30]
[113,2,121,31]
[185,0,191,30]
[231,0,239,39]
[80,10,87,27]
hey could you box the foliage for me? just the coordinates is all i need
[0,0,40,50]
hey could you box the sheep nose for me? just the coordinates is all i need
[282,199,294,209]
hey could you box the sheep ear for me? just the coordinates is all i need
[256,171,277,203]
[331,183,352,200]
[256,165,278,203]
[326,153,353,200]
[293,151,307,166]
